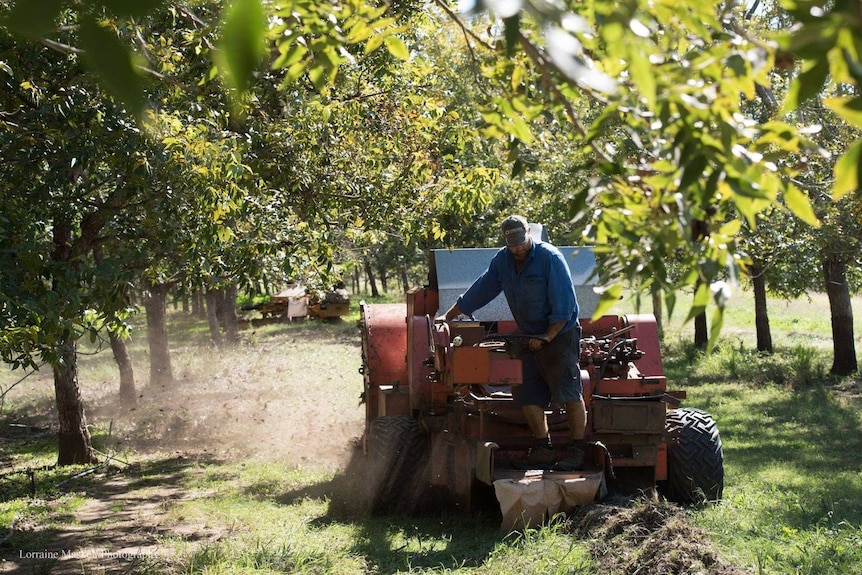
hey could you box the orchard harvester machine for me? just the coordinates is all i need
[359,246,723,529]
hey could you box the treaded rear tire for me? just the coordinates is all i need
[665,407,724,504]
[366,416,428,514]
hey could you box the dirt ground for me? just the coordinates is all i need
[0,321,750,574]
[1,322,367,573]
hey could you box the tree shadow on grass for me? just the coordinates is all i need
[698,383,862,528]
[0,454,226,574]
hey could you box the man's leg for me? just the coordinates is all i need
[557,399,587,470]
[522,404,549,440]
[512,354,556,467]
[565,398,587,442]
[520,404,555,467]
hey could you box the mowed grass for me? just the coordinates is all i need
[624,288,862,575]
[1,289,861,574]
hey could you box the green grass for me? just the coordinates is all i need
[644,290,862,575]
[133,459,593,574]
[689,380,862,575]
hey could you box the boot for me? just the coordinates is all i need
[517,441,556,469]
[556,440,586,471]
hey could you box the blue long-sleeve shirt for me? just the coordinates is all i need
[456,240,579,336]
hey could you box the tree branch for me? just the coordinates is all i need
[432,0,493,98]
[517,36,614,165]
[39,37,83,55]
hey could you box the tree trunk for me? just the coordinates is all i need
[823,256,858,375]
[694,311,708,349]
[401,266,409,293]
[93,244,137,402]
[192,290,204,318]
[379,267,388,293]
[651,289,663,340]
[54,338,98,465]
[143,279,174,386]
[364,258,380,297]
[751,261,773,354]
[206,287,223,346]
[109,331,137,404]
[51,219,96,466]
[222,283,240,343]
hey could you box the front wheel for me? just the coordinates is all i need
[664,408,724,504]
[366,416,428,514]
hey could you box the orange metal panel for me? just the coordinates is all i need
[409,315,435,411]
[592,399,666,434]
[592,376,666,396]
[407,286,439,318]
[380,389,411,418]
[451,347,490,383]
[362,304,408,421]
[626,314,664,376]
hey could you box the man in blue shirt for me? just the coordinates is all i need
[436,215,586,471]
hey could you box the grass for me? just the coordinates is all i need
[1,288,861,574]
[629,289,862,575]
[152,460,592,575]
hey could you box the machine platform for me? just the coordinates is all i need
[492,468,606,531]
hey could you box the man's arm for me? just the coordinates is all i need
[528,320,567,350]
[435,302,463,323]
[543,320,568,342]
[437,251,506,323]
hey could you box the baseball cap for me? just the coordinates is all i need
[501,215,529,247]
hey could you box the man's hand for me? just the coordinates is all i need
[528,336,550,351]
[436,303,463,324]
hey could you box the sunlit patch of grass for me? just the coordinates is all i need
[680,378,862,575]
[148,457,594,575]
[0,491,88,551]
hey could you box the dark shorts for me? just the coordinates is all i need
[511,326,582,407]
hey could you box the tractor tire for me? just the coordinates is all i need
[366,416,428,515]
[665,407,724,505]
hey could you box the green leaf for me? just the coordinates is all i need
[679,154,708,193]
[783,183,820,227]
[272,43,307,70]
[78,17,145,119]
[685,283,710,323]
[823,96,862,128]
[365,33,385,54]
[627,45,656,107]
[220,0,267,94]
[833,139,862,200]
[664,291,677,320]
[3,0,64,38]
[308,62,328,91]
[384,36,409,60]
[591,284,623,320]
[782,58,829,113]
[707,305,724,352]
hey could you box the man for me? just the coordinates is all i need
[436,215,586,470]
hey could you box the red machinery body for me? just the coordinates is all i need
[360,248,723,523]
[361,288,693,514]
